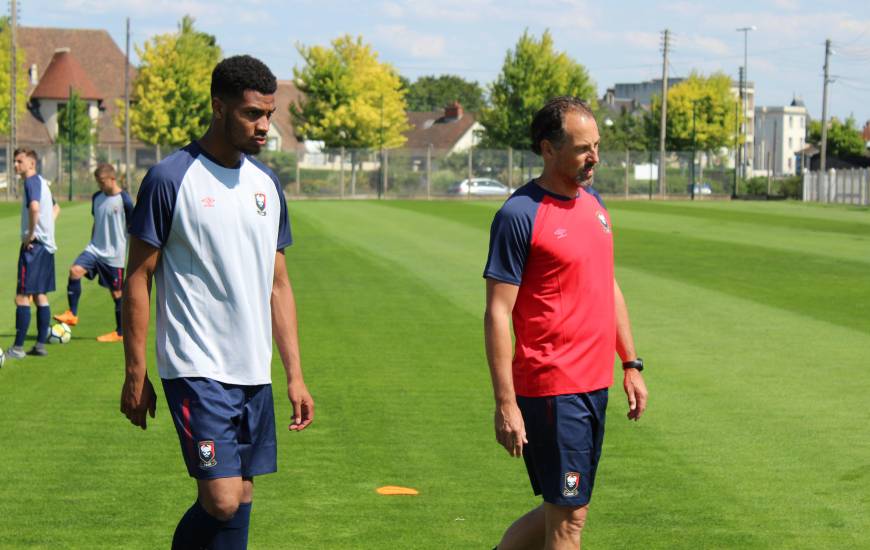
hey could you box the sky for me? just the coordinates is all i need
[18,0,870,124]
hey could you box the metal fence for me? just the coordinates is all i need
[802,168,870,205]
[0,144,740,201]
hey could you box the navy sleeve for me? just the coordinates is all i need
[585,186,606,209]
[90,191,100,216]
[24,176,41,206]
[121,191,135,232]
[483,204,534,286]
[129,166,180,248]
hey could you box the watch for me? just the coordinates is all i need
[622,358,644,371]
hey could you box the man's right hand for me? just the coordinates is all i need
[494,401,527,458]
[120,373,157,430]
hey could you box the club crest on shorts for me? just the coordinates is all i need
[563,471,580,497]
[198,440,217,468]
[596,211,611,233]
[254,193,267,216]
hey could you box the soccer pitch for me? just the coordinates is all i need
[1,198,869,549]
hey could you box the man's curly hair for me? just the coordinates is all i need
[210,55,277,100]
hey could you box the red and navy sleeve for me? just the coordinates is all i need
[483,193,538,285]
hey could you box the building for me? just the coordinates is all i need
[403,102,482,154]
[753,98,808,176]
[606,77,756,173]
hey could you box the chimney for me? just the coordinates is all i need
[863,120,870,142]
[444,101,463,120]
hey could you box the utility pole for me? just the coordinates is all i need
[737,26,755,179]
[820,38,832,174]
[738,66,745,182]
[124,17,131,191]
[658,29,670,197]
[8,0,17,200]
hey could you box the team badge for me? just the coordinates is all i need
[198,440,217,468]
[563,471,580,497]
[554,228,568,240]
[596,211,611,233]
[254,193,267,216]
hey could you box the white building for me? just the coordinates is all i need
[754,98,808,176]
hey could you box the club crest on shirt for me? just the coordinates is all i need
[563,471,580,497]
[596,211,611,233]
[254,193,267,216]
[554,228,568,240]
[198,440,217,468]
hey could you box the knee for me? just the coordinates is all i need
[554,506,587,537]
[69,266,83,279]
[200,494,240,522]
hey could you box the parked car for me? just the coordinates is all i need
[447,178,512,196]
[687,182,713,195]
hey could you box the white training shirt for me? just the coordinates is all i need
[85,190,134,268]
[129,142,292,385]
[20,174,57,253]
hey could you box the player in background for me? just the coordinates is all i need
[120,55,314,549]
[484,97,648,550]
[54,163,133,342]
[7,148,58,359]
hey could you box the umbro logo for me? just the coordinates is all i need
[201,197,216,208]
[554,228,568,239]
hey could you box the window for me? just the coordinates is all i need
[788,137,793,148]
[789,116,793,128]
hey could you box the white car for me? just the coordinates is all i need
[448,178,512,196]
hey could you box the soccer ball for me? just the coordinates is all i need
[47,322,72,344]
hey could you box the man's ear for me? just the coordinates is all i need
[211,96,224,120]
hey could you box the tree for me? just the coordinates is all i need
[57,90,95,147]
[808,116,865,158]
[648,72,742,152]
[596,107,651,152]
[117,16,221,149]
[291,34,410,150]
[405,75,485,113]
[479,30,596,150]
[0,17,29,136]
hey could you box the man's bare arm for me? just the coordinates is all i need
[120,236,160,429]
[615,279,648,421]
[484,278,526,457]
[272,250,314,431]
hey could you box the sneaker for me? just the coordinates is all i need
[53,310,79,326]
[27,345,47,357]
[96,331,123,343]
[6,346,26,359]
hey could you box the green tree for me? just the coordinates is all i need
[596,107,650,152]
[808,116,865,157]
[57,90,95,147]
[117,16,220,148]
[479,30,596,149]
[405,75,485,113]
[0,17,30,136]
[648,72,742,152]
[291,35,410,149]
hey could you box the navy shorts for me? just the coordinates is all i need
[517,388,608,507]
[74,250,125,291]
[17,242,56,295]
[162,377,278,480]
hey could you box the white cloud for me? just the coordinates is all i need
[624,31,661,50]
[685,35,731,56]
[771,0,800,10]
[381,1,405,18]
[375,25,447,59]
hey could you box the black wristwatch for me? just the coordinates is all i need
[622,358,644,371]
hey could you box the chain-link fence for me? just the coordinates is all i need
[0,143,743,201]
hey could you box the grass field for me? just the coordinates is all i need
[1,197,869,549]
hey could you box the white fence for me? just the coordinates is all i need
[803,168,870,205]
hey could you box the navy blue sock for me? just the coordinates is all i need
[14,305,31,347]
[36,305,51,344]
[211,502,252,550]
[68,278,82,315]
[114,297,123,335]
[171,500,223,550]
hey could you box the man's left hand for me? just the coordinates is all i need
[623,368,648,421]
[287,381,314,431]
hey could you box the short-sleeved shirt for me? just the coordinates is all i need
[85,190,134,268]
[483,181,615,397]
[129,142,292,386]
[20,174,57,254]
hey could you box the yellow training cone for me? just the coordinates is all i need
[376,486,419,496]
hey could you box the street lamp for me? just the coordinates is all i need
[736,26,756,180]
